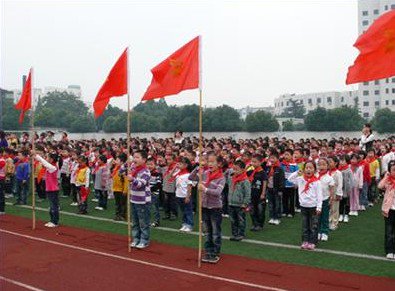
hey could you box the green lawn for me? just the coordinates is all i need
[4,194,395,279]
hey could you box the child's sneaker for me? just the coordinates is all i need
[136,242,149,249]
[183,226,193,232]
[70,202,78,206]
[179,225,187,231]
[268,219,275,224]
[95,206,104,211]
[91,198,98,202]
[307,243,316,250]
[207,255,220,264]
[151,221,160,227]
[339,215,344,222]
[45,222,58,228]
[360,205,366,211]
[321,234,328,241]
[130,241,139,248]
[287,214,293,218]
[318,233,322,241]
[344,215,349,223]
[301,242,309,249]
[295,208,301,213]
[386,253,395,259]
[273,219,281,225]
[368,202,374,207]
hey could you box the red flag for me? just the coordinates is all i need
[142,36,200,101]
[93,48,128,118]
[346,10,395,85]
[15,69,32,124]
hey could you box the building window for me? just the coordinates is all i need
[362,20,369,26]
[386,100,389,105]
[308,99,312,105]
[385,5,388,11]
[327,97,332,103]
[300,100,304,104]
[363,101,369,106]
[375,90,380,95]
[393,88,395,93]
[375,101,380,106]
[386,88,389,94]
[363,81,369,85]
[341,96,344,102]
[392,4,395,9]
[374,9,379,15]
[393,100,395,105]
[362,11,368,16]
[392,78,395,83]
[374,80,380,85]
[317,98,321,104]
[281,102,283,107]
[386,78,389,83]
[363,90,369,96]
[363,112,369,118]
[286,101,289,106]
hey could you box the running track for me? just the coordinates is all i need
[1,215,394,291]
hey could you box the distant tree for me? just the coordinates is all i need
[69,115,96,133]
[203,105,244,132]
[304,107,329,131]
[282,120,294,131]
[95,104,125,131]
[2,98,30,130]
[371,108,395,133]
[245,110,279,132]
[281,99,305,118]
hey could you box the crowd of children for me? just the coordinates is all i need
[1,125,395,262]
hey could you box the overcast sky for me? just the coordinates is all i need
[1,0,359,110]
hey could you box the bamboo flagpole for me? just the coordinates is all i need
[197,35,203,268]
[30,67,36,230]
[126,46,132,252]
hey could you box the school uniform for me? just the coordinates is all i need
[281,161,299,216]
[248,168,267,229]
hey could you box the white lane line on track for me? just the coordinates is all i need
[0,275,45,291]
[6,202,392,263]
[0,228,288,291]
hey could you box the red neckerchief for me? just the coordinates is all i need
[248,166,263,182]
[302,174,319,193]
[366,157,376,164]
[268,161,281,177]
[232,171,248,190]
[294,158,305,164]
[318,170,327,180]
[282,160,295,171]
[131,164,147,178]
[245,159,251,167]
[112,165,120,178]
[171,168,189,182]
[329,168,338,176]
[164,162,176,179]
[350,162,359,172]
[387,175,395,190]
[338,164,349,171]
[205,168,224,187]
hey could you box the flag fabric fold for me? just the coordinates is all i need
[142,36,200,101]
[93,48,128,118]
[346,10,395,85]
[15,69,32,124]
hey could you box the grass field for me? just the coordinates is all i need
[4,194,395,279]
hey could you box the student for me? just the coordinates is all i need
[69,151,80,206]
[288,161,322,250]
[14,150,30,205]
[75,156,90,215]
[147,157,162,227]
[366,149,380,207]
[161,154,178,220]
[34,152,60,227]
[175,157,193,232]
[378,161,395,260]
[293,148,305,213]
[94,155,109,211]
[266,148,285,225]
[349,154,363,216]
[0,149,6,214]
[113,153,128,221]
[189,152,225,264]
[60,149,71,198]
[358,151,371,210]
[338,155,353,223]
[328,156,343,230]
[4,149,15,198]
[129,150,151,249]
[248,154,267,231]
[281,149,298,218]
[317,158,335,242]
[228,160,251,241]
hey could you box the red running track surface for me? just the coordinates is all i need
[0,214,394,291]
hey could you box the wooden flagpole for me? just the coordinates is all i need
[197,35,203,268]
[126,47,132,252]
[30,67,36,230]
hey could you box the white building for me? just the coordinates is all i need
[238,106,275,120]
[13,85,82,105]
[358,0,395,119]
[274,91,357,116]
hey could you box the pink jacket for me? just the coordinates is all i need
[378,176,395,214]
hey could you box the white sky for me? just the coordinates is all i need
[0,0,359,110]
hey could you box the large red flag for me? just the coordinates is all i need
[142,36,200,101]
[15,69,32,124]
[93,48,128,118]
[346,10,395,85]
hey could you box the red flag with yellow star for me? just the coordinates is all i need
[15,69,32,124]
[142,36,200,101]
[346,10,395,85]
